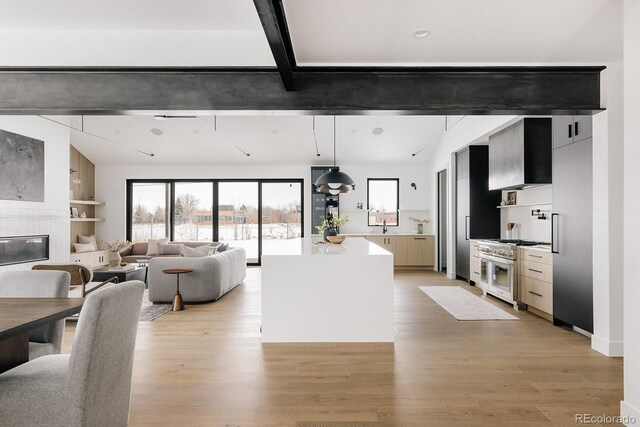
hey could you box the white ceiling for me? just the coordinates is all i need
[0,0,621,66]
[283,0,622,64]
[55,115,446,166]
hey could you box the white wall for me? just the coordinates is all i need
[95,163,431,241]
[622,0,640,422]
[499,186,552,242]
[0,116,70,271]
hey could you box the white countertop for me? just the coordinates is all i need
[339,233,433,237]
[519,245,552,253]
[261,237,391,257]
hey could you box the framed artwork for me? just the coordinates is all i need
[506,191,517,206]
[0,129,45,202]
[70,207,79,218]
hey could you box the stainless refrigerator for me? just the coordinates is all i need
[552,132,593,333]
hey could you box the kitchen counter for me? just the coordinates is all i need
[338,233,431,237]
[519,245,552,253]
[262,236,390,257]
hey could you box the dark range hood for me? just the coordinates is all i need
[488,118,552,190]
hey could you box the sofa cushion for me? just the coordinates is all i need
[182,244,210,258]
[146,238,169,256]
[158,243,183,256]
[78,234,98,251]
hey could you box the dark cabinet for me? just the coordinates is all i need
[488,118,552,190]
[553,115,593,149]
[552,119,593,333]
[455,146,502,281]
[311,167,339,233]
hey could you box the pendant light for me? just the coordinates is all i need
[314,116,355,194]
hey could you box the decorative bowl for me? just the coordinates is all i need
[327,235,346,244]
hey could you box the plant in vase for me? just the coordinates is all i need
[100,238,130,267]
[409,217,431,234]
[316,215,349,241]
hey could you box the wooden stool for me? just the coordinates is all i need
[162,268,193,312]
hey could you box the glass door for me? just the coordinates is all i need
[173,182,214,242]
[217,182,259,263]
[261,182,303,256]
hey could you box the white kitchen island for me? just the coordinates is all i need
[261,237,394,343]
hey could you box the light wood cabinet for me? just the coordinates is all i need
[70,250,109,269]
[365,235,434,268]
[518,248,553,317]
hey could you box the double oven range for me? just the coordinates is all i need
[475,239,549,308]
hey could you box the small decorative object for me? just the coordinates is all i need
[506,191,517,206]
[120,261,127,267]
[500,200,507,206]
[409,217,431,234]
[326,235,346,244]
[79,211,87,219]
[88,193,95,201]
[506,222,515,239]
[101,238,130,267]
[316,215,349,242]
[70,207,79,218]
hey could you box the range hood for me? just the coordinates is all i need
[488,118,552,190]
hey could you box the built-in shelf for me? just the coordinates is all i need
[497,202,552,209]
[70,218,105,222]
[70,200,105,206]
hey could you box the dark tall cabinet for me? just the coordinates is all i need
[456,146,502,281]
[552,120,593,333]
[311,167,339,234]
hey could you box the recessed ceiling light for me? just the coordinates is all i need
[193,130,200,134]
[372,127,384,135]
[413,29,431,38]
[114,130,121,135]
[352,129,357,134]
[272,129,278,134]
[150,128,163,136]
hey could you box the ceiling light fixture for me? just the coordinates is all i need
[372,127,384,135]
[312,116,321,157]
[37,115,155,157]
[153,115,198,120]
[314,116,355,194]
[150,128,163,136]
[413,29,431,38]
[197,116,251,157]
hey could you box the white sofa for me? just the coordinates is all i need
[147,247,246,303]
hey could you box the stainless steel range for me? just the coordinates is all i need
[476,239,545,308]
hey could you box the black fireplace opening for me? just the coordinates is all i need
[0,235,50,267]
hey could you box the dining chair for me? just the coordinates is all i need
[0,280,145,427]
[32,263,117,297]
[0,270,70,360]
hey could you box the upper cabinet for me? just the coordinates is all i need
[488,118,552,191]
[553,115,593,149]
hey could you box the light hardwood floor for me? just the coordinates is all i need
[63,269,623,426]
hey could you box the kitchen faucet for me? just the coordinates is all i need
[383,219,388,234]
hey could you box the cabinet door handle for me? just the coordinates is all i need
[528,254,542,259]
[473,255,480,258]
[414,238,426,240]
[574,121,579,136]
[528,268,543,274]
[473,271,480,275]
[465,216,470,240]
[529,290,543,297]
[568,123,572,138]
[551,213,559,254]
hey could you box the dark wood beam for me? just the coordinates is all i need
[0,66,603,115]
[253,0,297,91]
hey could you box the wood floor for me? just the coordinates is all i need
[63,269,623,426]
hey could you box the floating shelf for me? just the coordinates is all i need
[70,200,105,206]
[497,202,552,209]
[70,218,105,222]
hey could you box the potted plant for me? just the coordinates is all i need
[409,217,431,234]
[316,215,349,241]
[100,238,131,267]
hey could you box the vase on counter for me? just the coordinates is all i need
[417,223,424,234]
[323,227,337,242]
[109,251,122,267]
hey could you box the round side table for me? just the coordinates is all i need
[162,268,193,312]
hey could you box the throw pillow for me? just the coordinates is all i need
[182,244,210,258]
[157,243,184,256]
[73,242,95,253]
[146,238,169,256]
[78,234,98,251]
[217,243,229,253]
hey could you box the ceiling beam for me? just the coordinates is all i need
[0,66,603,115]
[253,0,297,91]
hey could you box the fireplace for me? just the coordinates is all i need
[0,235,49,267]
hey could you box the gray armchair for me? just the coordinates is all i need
[0,280,145,427]
[0,270,70,359]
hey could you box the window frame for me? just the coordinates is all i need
[366,178,400,227]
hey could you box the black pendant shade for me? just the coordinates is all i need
[314,117,355,194]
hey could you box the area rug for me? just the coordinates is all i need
[139,289,171,321]
[419,286,518,321]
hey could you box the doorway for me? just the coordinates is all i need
[437,169,448,272]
